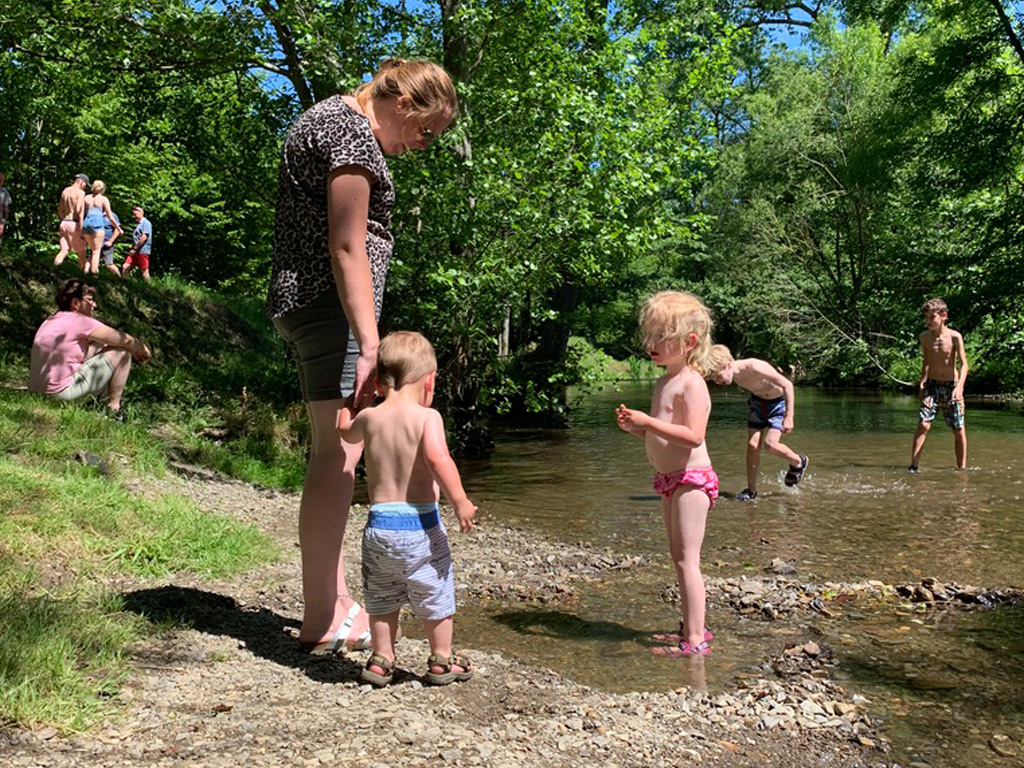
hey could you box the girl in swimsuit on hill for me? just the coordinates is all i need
[82,180,121,275]
[616,291,718,656]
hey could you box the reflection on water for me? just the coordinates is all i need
[456,383,1024,766]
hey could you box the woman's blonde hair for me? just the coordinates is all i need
[377,331,437,390]
[354,58,459,124]
[639,291,715,375]
[91,179,106,195]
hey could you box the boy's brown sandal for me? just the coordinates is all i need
[424,653,474,686]
[359,653,395,687]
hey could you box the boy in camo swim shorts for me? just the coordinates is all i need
[909,298,969,471]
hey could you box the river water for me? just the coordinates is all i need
[455,382,1024,767]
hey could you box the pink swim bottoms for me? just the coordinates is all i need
[653,466,719,508]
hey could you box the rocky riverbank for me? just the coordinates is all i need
[0,467,894,768]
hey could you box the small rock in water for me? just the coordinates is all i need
[989,734,1018,757]
[913,585,935,603]
[769,559,797,575]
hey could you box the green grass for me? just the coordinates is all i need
[0,395,280,732]
[0,589,141,732]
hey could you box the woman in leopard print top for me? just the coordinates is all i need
[269,59,458,652]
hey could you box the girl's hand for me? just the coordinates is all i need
[616,403,647,431]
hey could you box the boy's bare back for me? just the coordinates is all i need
[351,400,447,504]
[920,327,964,382]
[731,358,788,400]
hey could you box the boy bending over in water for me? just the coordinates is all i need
[909,298,968,471]
[617,291,718,656]
[339,331,477,686]
[706,345,808,500]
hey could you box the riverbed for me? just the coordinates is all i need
[454,383,1024,767]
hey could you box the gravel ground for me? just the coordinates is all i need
[0,466,893,768]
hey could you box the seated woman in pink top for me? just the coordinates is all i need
[29,279,150,413]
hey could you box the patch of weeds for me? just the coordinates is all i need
[0,586,143,732]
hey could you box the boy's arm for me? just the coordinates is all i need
[623,379,710,448]
[918,334,930,399]
[337,406,364,444]
[756,364,796,432]
[953,332,968,399]
[422,410,476,531]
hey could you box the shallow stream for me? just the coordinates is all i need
[455,383,1024,767]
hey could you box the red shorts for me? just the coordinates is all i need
[124,251,150,271]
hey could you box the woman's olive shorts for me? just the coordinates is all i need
[273,290,361,402]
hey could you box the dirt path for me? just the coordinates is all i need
[1,467,888,768]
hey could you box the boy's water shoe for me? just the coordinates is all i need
[736,488,758,501]
[785,455,809,487]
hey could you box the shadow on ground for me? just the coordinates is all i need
[120,585,368,685]
[492,608,653,645]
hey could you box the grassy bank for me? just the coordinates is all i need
[1,244,308,488]
[0,246,291,732]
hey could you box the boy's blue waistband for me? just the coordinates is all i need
[367,501,440,530]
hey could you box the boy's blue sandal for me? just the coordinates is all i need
[784,455,809,487]
[360,654,395,687]
[424,653,474,686]
[736,488,758,501]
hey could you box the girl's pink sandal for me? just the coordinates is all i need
[651,640,712,658]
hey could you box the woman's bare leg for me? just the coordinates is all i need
[297,399,368,644]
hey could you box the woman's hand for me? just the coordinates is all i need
[351,347,378,411]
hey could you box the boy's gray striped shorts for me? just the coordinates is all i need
[361,502,455,620]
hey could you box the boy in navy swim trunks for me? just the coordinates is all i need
[909,298,968,471]
[338,331,477,687]
[707,345,808,500]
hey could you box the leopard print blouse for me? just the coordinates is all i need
[267,95,395,320]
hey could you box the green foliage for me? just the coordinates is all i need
[697,7,1024,391]
[385,0,733,419]
[3,0,1022,433]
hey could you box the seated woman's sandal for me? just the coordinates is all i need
[424,653,474,686]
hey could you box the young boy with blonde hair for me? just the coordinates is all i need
[339,331,477,686]
[909,298,968,471]
[706,345,808,500]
